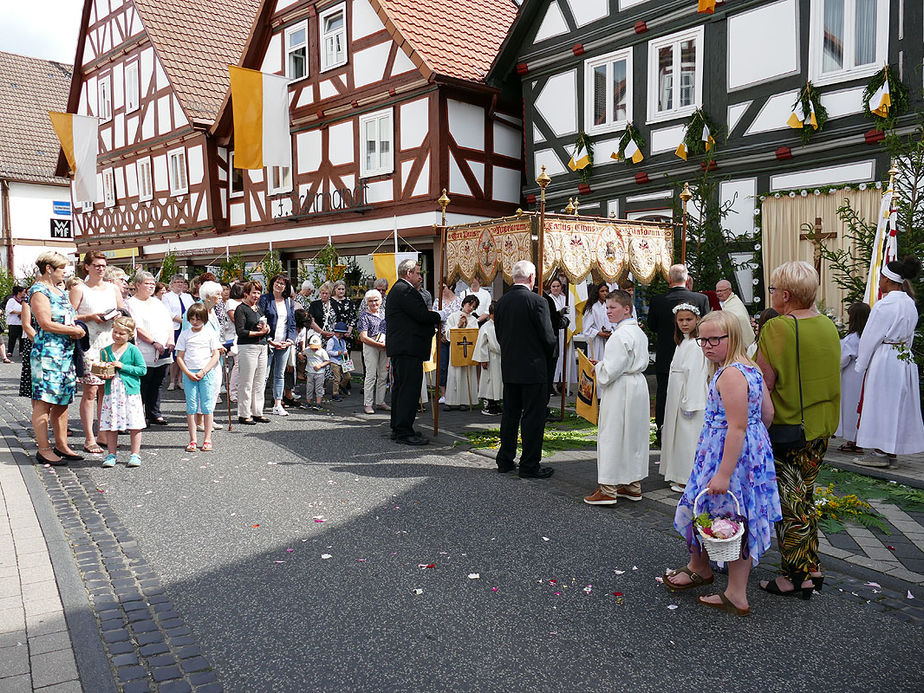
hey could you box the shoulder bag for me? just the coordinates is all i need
[768,315,806,451]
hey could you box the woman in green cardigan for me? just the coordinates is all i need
[99,316,148,468]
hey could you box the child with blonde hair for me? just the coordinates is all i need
[99,316,148,468]
[176,303,221,451]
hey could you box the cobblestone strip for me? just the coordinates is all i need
[2,417,223,693]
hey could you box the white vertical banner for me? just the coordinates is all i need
[262,73,292,169]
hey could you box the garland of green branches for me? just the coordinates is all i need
[682,108,721,157]
[792,81,828,145]
[862,64,909,131]
[616,123,646,164]
[571,131,595,184]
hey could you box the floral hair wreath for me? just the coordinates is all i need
[672,302,701,317]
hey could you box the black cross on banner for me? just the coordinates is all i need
[456,335,473,359]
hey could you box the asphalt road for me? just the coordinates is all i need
[5,374,923,691]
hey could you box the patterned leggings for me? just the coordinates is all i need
[774,437,829,582]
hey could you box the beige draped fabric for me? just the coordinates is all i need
[761,189,881,316]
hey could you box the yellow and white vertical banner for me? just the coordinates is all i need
[567,280,588,343]
[228,66,292,170]
[48,112,98,203]
[372,251,418,290]
[864,190,898,307]
[575,349,598,425]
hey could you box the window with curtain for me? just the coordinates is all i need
[286,21,308,80]
[320,3,347,71]
[359,109,393,177]
[584,48,632,133]
[647,26,703,122]
[811,0,886,83]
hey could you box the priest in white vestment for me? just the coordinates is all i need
[584,291,650,505]
[473,311,502,414]
[716,280,754,347]
[547,278,576,390]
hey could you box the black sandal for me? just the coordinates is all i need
[760,576,813,600]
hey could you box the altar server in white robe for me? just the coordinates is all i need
[582,282,612,360]
[443,294,480,410]
[547,277,576,389]
[855,256,924,463]
[473,301,502,415]
[583,290,651,505]
[834,302,870,451]
[660,304,709,492]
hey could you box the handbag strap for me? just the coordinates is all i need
[791,315,805,426]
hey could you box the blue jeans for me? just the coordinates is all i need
[183,369,217,415]
[265,345,290,401]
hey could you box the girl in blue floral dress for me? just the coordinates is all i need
[663,311,781,616]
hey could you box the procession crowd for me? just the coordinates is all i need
[5,248,923,617]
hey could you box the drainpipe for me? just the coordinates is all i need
[0,180,13,274]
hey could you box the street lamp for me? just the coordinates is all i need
[536,166,550,290]
[679,182,692,265]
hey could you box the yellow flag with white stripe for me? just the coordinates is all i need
[868,81,891,118]
[787,101,805,129]
[49,112,98,203]
[702,122,715,151]
[568,140,591,172]
[567,280,588,342]
[229,66,292,170]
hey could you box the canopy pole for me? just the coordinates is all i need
[434,189,450,438]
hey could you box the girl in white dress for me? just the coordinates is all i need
[582,282,611,361]
[855,256,924,465]
[547,277,576,392]
[660,304,709,492]
[473,302,502,415]
[835,302,870,452]
[444,295,480,410]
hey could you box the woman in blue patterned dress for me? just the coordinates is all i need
[663,310,781,616]
[29,252,86,466]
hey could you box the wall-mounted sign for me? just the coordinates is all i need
[53,201,71,216]
[272,183,371,220]
[50,219,73,239]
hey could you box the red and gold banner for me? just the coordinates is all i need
[446,217,532,284]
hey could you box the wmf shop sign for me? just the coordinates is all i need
[50,218,73,239]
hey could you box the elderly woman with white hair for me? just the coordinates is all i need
[357,289,388,415]
[127,270,174,425]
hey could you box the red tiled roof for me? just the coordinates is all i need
[0,51,73,184]
[373,0,520,83]
[133,0,261,124]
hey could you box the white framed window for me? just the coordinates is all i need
[137,157,153,201]
[808,0,889,85]
[124,61,140,113]
[319,3,347,71]
[167,148,188,196]
[267,165,292,195]
[584,49,633,134]
[359,108,393,178]
[647,26,703,123]
[98,74,112,122]
[102,168,116,207]
[285,20,309,80]
[229,152,244,198]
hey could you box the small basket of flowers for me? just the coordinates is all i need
[693,489,745,562]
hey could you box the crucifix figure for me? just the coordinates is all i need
[799,217,837,281]
[456,335,474,360]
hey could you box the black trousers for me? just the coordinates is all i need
[140,364,168,421]
[390,354,424,439]
[496,381,548,473]
[654,371,670,440]
[7,325,23,357]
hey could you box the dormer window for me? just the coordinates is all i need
[320,3,347,71]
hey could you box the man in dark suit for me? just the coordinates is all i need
[494,260,557,478]
[385,260,457,445]
[646,263,711,445]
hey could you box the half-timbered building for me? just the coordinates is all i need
[490,0,924,309]
[0,51,77,276]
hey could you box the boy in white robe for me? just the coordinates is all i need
[584,290,651,505]
[473,302,502,415]
[443,295,480,410]
[834,302,869,452]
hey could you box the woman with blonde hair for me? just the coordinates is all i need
[755,260,840,598]
[665,309,780,616]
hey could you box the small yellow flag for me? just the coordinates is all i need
[575,349,598,425]
[787,101,805,129]
[675,141,687,161]
[869,81,891,118]
[702,123,715,151]
[698,0,716,13]
[568,142,591,171]
[806,101,818,130]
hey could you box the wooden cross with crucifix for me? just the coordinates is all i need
[799,217,837,281]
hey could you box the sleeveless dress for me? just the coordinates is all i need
[673,362,782,565]
[29,283,78,405]
[76,282,119,385]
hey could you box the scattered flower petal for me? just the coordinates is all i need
[632,566,638,571]
[612,592,624,597]
[614,570,626,575]
[418,563,435,569]
[43,463,50,468]
[542,537,550,541]
[887,545,896,551]
[866,582,881,588]
[321,554,332,560]
[273,560,284,564]
[667,605,679,610]
[583,585,592,594]
[492,587,498,592]
[908,591,915,599]
[286,548,294,553]
[654,576,664,584]
[413,588,423,595]
[252,524,260,528]
[468,573,480,580]
[357,559,366,563]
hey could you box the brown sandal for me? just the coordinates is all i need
[697,591,750,616]
[838,442,863,453]
[663,566,714,590]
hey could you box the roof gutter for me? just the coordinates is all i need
[1,180,13,274]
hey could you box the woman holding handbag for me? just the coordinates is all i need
[755,261,840,599]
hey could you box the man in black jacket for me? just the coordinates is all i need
[494,260,557,478]
[385,260,457,445]
[646,264,711,444]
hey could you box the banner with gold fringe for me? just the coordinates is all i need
[576,349,598,425]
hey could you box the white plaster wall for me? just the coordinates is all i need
[447,99,484,151]
[534,71,577,137]
[534,148,566,178]
[727,102,751,135]
[112,62,124,110]
[566,0,607,26]
[770,161,876,190]
[821,87,865,119]
[412,156,429,197]
[153,154,168,192]
[261,34,282,74]
[352,0,385,40]
[155,58,168,91]
[140,47,153,94]
[156,95,171,135]
[328,121,354,166]
[588,136,622,165]
[745,90,799,135]
[400,98,429,150]
[727,0,799,90]
[230,202,245,226]
[492,166,520,204]
[650,124,686,154]
[115,166,126,199]
[173,95,188,127]
[188,144,204,185]
[353,43,390,88]
[468,161,485,194]
[449,153,472,196]
[365,179,392,203]
[390,47,416,76]
[534,1,567,42]
[296,130,322,173]
[493,121,521,159]
[319,80,338,100]
[114,113,125,149]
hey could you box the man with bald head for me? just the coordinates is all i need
[715,279,754,348]
[646,264,710,446]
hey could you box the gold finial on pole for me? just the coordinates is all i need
[679,182,693,265]
[573,197,580,215]
[438,188,450,227]
[564,197,575,215]
[536,166,551,291]
[887,161,899,194]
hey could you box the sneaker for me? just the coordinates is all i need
[377,403,392,411]
[854,455,890,469]
[102,454,117,468]
[481,408,494,416]
[438,396,446,404]
[332,395,342,402]
[670,483,687,493]
[615,485,643,502]
[583,488,618,505]
[273,405,289,417]
[127,454,141,468]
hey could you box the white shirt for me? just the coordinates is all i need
[5,297,22,326]
[223,298,241,341]
[162,290,194,324]
[273,299,288,343]
[127,296,174,366]
[175,326,220,371]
